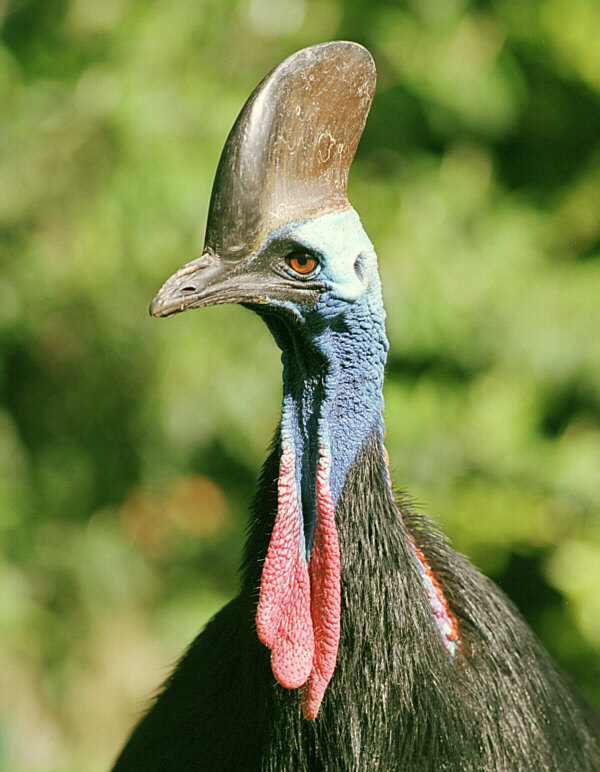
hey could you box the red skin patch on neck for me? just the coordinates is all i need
[256,443,314,688]
[384,436,460,655]
[302,446,341,720]
[256,442,341,719]
[409,536,460,651]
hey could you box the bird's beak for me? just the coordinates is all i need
[150,251,265,317]
[150,252,227,317]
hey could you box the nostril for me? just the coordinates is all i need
[181,286,197,293]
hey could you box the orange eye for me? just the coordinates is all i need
[287,253,318,275]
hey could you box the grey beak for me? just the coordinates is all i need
[150,252,228,317]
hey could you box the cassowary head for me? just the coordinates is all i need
[150,42,390,720]
[150,42,379,326]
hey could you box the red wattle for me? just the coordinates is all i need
[302,446,341,720]
[256,441,341,717]
[256,443,314,689]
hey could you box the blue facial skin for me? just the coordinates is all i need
[253,209,390,556]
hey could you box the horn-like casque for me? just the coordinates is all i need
[205,41,376,262]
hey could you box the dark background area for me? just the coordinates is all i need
[1,0,599,769]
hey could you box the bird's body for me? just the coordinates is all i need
[112,43,600,771]
[114,434,600,770]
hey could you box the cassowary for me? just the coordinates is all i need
[112,42,600,771]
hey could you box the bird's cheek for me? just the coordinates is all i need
[324,274,365,303]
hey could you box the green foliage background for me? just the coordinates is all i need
[1,0,599,769]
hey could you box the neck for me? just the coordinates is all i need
[267,288,390,552]
[252,289,389,719]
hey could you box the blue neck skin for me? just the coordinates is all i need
[259,210,390,556]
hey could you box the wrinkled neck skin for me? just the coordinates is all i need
[262,213,389,555]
